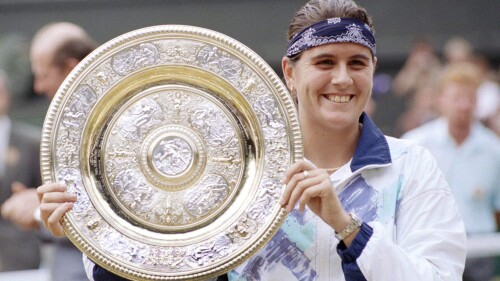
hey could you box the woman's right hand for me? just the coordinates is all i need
[36,182,77,237]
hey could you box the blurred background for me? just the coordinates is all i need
[0,0,498,133]
[0,0,498,280]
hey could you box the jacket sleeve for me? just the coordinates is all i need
[353,146,466,281]
[83,254,129,281]
[337,223,374,281]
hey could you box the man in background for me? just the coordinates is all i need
[0,69,42,272]
[403,62,500,281]
[1,22,96,281]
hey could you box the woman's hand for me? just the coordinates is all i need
[280,160,351,235]
[37,182,76,237]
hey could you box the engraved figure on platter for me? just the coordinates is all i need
[95,71,109,86]
[184,174,229,217]
[62,106,85,128]
[153,137,192,176]
[111,43,159,75]
[134,104,156,129]
[172,92,190,110]
[76,85,98,109]
[154,195,183,225]
[57,168,89,213]
[247,179,281,221]
[114,170,154,212]
[197,46,242,80]
[254,95,285,138]
[101,232,148,264]
[165,44,193,63]
[146,246,186,269]
[190,105,233,145]
[56,138,79,167]
[117,98,162,141]
[188,235,232,266]
[227,216,258,244]
[239,68,259,95]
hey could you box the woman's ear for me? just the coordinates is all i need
[282,56,294,90]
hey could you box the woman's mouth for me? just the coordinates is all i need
[325,94,352,103]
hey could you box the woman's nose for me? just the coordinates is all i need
[330,64,352,87]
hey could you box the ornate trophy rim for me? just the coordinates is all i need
[40,25,302,280]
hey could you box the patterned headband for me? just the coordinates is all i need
[286,17,376,58]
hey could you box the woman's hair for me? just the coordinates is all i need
[287,0,374,41]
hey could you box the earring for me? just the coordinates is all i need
[291,88,298,106]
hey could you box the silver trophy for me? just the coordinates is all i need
[41,25,302,280]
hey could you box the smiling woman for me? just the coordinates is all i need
[228,0,467,280]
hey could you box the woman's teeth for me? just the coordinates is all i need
[327,95,350,103]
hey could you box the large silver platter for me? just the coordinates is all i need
[40,25,302,280]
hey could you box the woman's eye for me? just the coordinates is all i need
[316,60,334,66]
[350,60,366,66]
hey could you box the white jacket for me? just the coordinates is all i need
[229,113,466,281]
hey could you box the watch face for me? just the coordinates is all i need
[40,25,302,280]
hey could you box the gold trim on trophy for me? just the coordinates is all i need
[40,25,302,280]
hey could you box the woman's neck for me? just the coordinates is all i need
[302,122,361,170]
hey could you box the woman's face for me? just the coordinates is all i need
[283,42,376,130]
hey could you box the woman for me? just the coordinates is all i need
[229,0,465,280]
[38,0,466,280]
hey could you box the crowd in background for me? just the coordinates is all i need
[390,35,500,137]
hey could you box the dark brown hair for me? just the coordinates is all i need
[287,0,374,42]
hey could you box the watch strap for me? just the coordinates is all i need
[335,212,362,241]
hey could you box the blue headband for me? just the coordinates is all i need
[286,17,376,57]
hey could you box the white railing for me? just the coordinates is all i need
[467,233,500,258]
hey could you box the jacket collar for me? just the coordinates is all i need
[350,112,391,172]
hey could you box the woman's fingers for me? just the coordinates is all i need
[290,176,324,212]
[36,182,67,202]
[282,168,322,211]
[36,182,77,237]
[42,190,77,204]
[45,202,73,237]
[281,164,337,216]
[283,160,314,184]
[281,160,316,207]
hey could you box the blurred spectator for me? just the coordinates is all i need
[0,34,47,126]
[392,36,442,97]
[0,34,32,105]
[394,81,439,137]
[489,109,500,136]
[473,54,500,129]
[391,36,442,136]
[0,69,42,271]
[2,22,96,281]
[443,36,473,65]
[402,62,500,281]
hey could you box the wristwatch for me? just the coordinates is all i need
[335,212,362,241]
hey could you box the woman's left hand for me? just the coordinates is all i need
[280,160,349,229]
